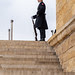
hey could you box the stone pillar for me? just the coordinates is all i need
[56,0,75,31]
[8,29,10,40]
[48,0,75,72]
[11,20,14,40]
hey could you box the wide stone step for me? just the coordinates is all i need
[0,70,74,75]
[0,51,56,56]
[0,41,48,46]
[0,55,58,60]
[0,59,60,65]
[0,46,50,50]
[0,44,48,47]
[0,64,62,70]
[0,47,55,52]
[0,55,59,65]
[0,56,60,64]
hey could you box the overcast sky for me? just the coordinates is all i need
[0,0,56,41]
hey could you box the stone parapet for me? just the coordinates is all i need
[48,16,75,72]
[48,16,75,46]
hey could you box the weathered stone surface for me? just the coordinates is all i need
[56,0,75,30]
[48,16,75,47]
[69,32,75,48]
[48,11,75,72]
[0,40,74,74]
[0,41,63,75]
[55,44,63,56]
[59,46,75,63]
[63,57,75,72]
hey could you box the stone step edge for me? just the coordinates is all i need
[0,67,63,72]
[0,55,58,59]
[0,64,62,69]
[0,49,55,53]
[0,52,56,56]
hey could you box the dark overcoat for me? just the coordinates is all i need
[33,2,48,30]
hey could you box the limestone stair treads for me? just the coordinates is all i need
[0,40,74,75]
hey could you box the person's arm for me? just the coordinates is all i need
[32,15,37,19]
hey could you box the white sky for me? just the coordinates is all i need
[0,0,56,41]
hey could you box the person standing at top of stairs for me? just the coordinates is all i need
[32,0,48,41]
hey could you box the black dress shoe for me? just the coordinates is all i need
[40,38,45,41]
[42,38,45,41]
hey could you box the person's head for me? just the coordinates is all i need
[37,0,43,2]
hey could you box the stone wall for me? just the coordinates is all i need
[48,15,75,72]
[47,0,75,72]
[56,0,75,31]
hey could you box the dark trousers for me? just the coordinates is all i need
[39,29,46,40]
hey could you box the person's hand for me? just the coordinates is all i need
[31,15,37,19]
[31,16,34,19]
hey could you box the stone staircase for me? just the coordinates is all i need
[0,40,74,75]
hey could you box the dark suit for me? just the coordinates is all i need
[33,2,48,41]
